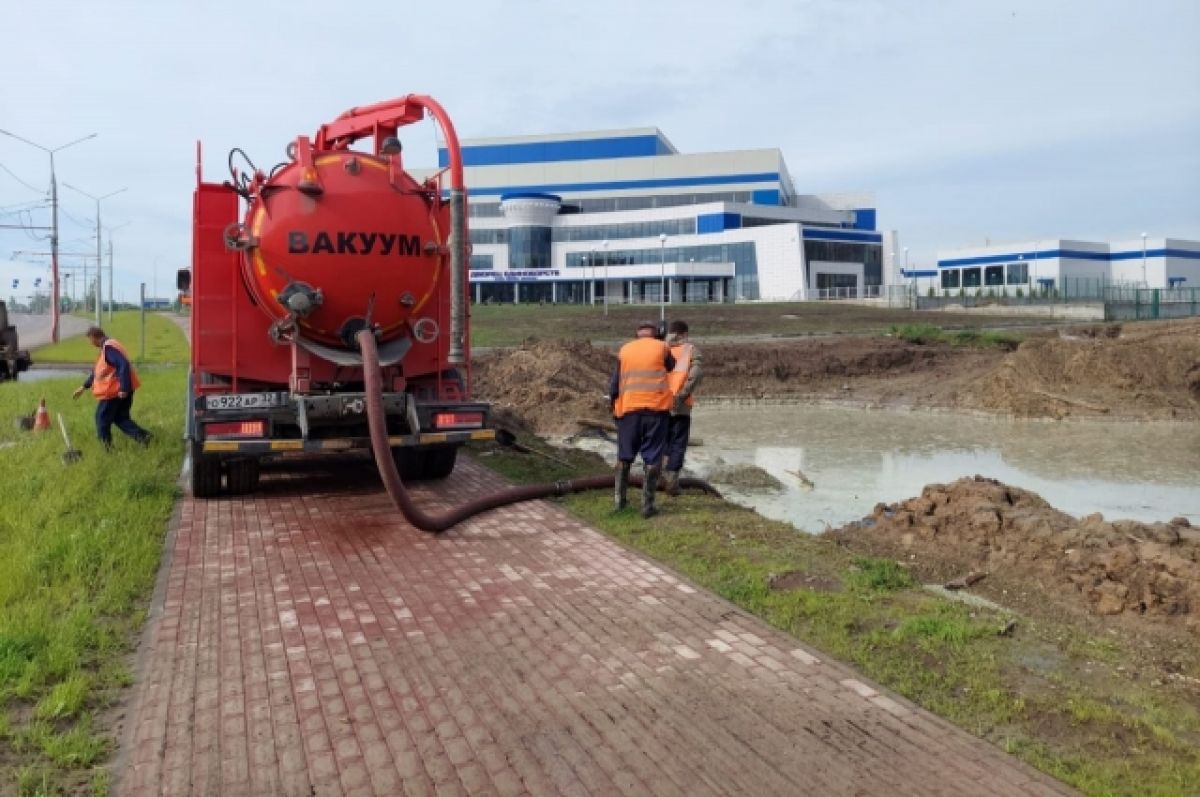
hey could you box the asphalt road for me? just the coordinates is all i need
[9,312,92,350]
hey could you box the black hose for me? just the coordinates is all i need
[357,330,719,533]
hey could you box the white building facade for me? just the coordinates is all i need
[932,238,1200,296]
[415,128,883,303]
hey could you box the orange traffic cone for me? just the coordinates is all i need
[33,398,51,432]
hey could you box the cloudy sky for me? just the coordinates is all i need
[2,0,1197,303]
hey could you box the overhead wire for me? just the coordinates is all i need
[0,163,46,195]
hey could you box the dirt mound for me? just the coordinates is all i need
[697,337,977,399]
[960,319,1200,420]
[474,339,614,435]
[829,476,1200,632]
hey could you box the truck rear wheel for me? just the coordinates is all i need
[389,445,458,481]
[191,451,222,498]
[226,459,261,495]
[422,445,457,480]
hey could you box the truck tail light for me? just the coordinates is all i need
[205,420,265,438]
[432,411,484,430]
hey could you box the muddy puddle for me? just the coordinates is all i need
[580,405,1200,533]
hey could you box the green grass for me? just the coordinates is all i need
[888,322,1023,349]
[31,311,188,364]
[471,440,1200,796]
[468,302,1048,347]
[0,366,186,792]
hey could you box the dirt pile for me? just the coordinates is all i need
[472,319,1200,431]
[696,337,989,401]
[960,319,1200,420]
[829,476,1200,632]
[473,339,615,435]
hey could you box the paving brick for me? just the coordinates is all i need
[116,458,1075,796]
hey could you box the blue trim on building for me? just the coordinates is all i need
[802,229,883,243]
[853,208,877,231]
[465,172,782,197]
[938,248,1200,268]
[439,134,668,167]
[900,269,938,278]
[1109,248,1200,261]
[498,192,562,203]
[751,189,781,206]
[697,213,742,234]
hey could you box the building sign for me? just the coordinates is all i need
[469,269,561,281]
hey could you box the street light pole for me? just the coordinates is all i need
[1141,232,1148,286]
[658,233,667,322]
[64,183,127,326]
[903,247,911,301]
[602,240,610,316]
[104,221,131,319]
[0,128,97,341]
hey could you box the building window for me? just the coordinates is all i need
[550,218,696,243]
[803,241,883,286]
[984,265,1004,286]
[1006,263,1028,284]
[962,268,982,288]
[508,226,552,270]
[469,229,507,244]
[941,269,960,289]
[469,254,494,271]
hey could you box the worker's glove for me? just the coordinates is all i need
[72,387,84,400]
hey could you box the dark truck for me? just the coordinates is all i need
[0,301,32,381]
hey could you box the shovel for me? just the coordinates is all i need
[495,428,573,467]
[57,413,83,464]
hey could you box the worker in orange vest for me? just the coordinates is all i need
[72,326,152,449]
[609,321,675,517]
[664,319,703,495]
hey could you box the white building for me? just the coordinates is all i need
[414,128,883,303]
[932,238,1200,296]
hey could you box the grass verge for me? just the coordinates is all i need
[468,302,1046,347]
[888,322,1023,349]
[31,311,189,364]
[0,367,186,795]
[469,438,1200,797]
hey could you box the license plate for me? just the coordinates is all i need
[205,393,287,410]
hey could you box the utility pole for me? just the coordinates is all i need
[64,183,126,326]
[105,222,131,319]
[0,128,97,342]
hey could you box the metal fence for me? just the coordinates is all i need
[1104,287,1200,321]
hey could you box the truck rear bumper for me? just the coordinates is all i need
[201,428,495,455]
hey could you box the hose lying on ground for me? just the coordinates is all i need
[358,329,720,533]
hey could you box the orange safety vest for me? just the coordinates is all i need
[614,337,672,418]
[92,338,140,399]
[668,341,695,407]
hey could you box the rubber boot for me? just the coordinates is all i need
[615,462,631,510]
[641,465,661,518]
[664,469,681,497]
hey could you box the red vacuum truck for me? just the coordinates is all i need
[183,95,493,498]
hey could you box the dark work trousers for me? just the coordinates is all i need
[665,414,691,471]
[95,394,149,446]
[616,410,669,467]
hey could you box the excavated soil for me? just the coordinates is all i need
[473,318,1200,433]
[826,476,1200,638]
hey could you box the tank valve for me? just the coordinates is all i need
[276,282,323,318]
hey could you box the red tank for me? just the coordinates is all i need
[184,95,491,499]
[240,148,448,350]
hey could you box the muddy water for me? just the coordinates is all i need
[687,404,1200,533]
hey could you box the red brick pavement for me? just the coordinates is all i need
[118,455,1075,796]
